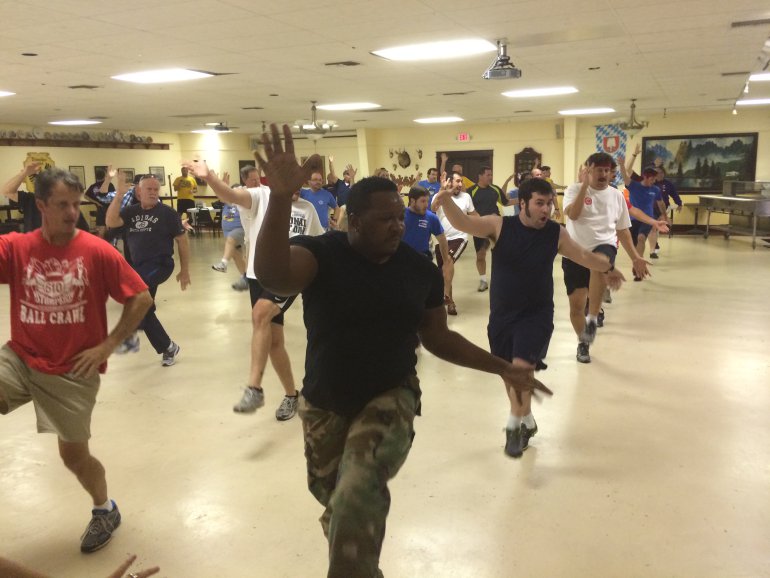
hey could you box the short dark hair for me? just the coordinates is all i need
[518,178,554,204]
[95,169,106,180]
[240,164,258,182]
[585,152,615,168]
[479,165,492,176]
[347,177,398,217]
[408,185,430,203]
[427,167,438,175]
[34,168,84,202]
[540,165,551,172]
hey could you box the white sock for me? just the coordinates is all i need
[480,275,488,283]
[94,499,113,512]
[221,258,227,264]
[587,314,598,324]
[506,414,522,430]
[522,413,536,429]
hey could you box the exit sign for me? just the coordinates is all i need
[457,132,471,142]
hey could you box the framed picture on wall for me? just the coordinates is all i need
[149,166,165,183]
[119,168,135,182]
[69,165,86,185]
[641,133,758,193]
[94,165,108,182]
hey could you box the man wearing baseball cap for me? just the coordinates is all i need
[621,163,667,277]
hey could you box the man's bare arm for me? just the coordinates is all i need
[2,162,41,203]
[182,160,253,208]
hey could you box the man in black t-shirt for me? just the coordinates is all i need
[2,161,91,233]
[106,173,190,367]
[467,166,507,291]
[435,177,626,459]
[84,168,116,238]
[252,125,551,578]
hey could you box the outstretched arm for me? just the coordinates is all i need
[105,169,129,228]
[253,124,323,295]
[183,160,253,208]
[617,227,651,279]
[558,228,625,290]
[175,233,191,290]
[328,155,339,184]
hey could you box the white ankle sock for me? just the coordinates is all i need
[587,314,598,323]
[480,275,488,283]
[522,413,536,429]
[506,414,522,430]
[94,499,113,512]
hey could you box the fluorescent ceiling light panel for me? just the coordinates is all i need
[112,68,213,84]
[373,39,496,61]
[0,91,15,97]
[191,129,222,134]
[558,107,615,115]
[748,72,770,81]
[736,98,770,105]
[316,102,380,111]
[503,86,578,98]
[414,116,464,124]
[48,120,102,125]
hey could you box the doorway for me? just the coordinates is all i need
[436,149,494,184]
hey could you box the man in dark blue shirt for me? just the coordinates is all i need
[621,164,666,268]
[327,155,356,207]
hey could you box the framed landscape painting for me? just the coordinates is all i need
[641,133,758,193]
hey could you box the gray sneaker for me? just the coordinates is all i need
[212,261,227,273]
[577,342,591,364]
[231,275,248,292]
[161,341,180,367]
[234,387,265,413]
[80,501,121,553]
[115,333,140,354]
[478,280,489,292]
[275,395,299,421]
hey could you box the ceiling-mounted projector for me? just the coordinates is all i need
[482,40,522,80]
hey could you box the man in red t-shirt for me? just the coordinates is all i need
[0,168,152,554]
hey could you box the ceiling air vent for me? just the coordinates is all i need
[242,106,264,110]
[721,71,750,76]
[731,18,770,28]
[442,91,474,96]
[68,85,100,90]
[324,61,361,67]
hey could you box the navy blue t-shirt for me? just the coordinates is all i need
[489,216,560,338]
[402,208,443,257]
[290,231,444,417]
[333,180,352,206]
[120,202,184,265]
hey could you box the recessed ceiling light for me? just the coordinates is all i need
[48,120,102,126]
[112,68,213,84]
[414,116,464,124]
[558,107,615,115]
[372,39,496,61]
[749,72,770,82]
[316,102,381,111]
[0,91,15,97]
[736,98,770,106]
[502,86,578,98]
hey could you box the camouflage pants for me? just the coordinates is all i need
[299,377,421,578]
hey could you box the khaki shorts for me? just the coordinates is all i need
[0,344,100,442]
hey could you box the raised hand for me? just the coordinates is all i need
[23,161,42,177]
[222,171,230,185]
[253,124,321,199]
[579,163,591,185]
[345,164,357,179]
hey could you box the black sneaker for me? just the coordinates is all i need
[505,426,525,458]
[597,308,605,328]
[521,420,538,451]
[80,501,121,553]
[577,342,591,363]
[580,320,597,344]
[650,252,659,259]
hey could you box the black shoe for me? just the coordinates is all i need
[504,426,525,458]
[535,359,548,371]
[577,342,591,363]
[521,420,538,451]
[650,252,659,259]
[580,320,597,344]
[597,308,605,328]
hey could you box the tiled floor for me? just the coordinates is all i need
[1,232,769,577]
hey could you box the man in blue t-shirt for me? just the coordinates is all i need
[621,164,666,267]
[418,167,441,199]
[301,171,339,230]
[402,185,452,270]
[327,155,357,207]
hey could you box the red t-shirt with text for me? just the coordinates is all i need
[0,230,148,374]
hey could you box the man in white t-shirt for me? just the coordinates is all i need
[185,161,323,421]
[562,153,650,364]
[431,171,477,315]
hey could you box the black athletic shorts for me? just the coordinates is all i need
[247,277,297,326]
[630,220,652,245]
[561,244,617,295]
[176,198,195,218]
[473,236,490,253]
[436,237,468,270]
[489,313,554,366]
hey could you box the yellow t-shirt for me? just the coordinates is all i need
[173,175,198,200]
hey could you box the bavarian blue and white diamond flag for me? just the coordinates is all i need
[596,124,626,188]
